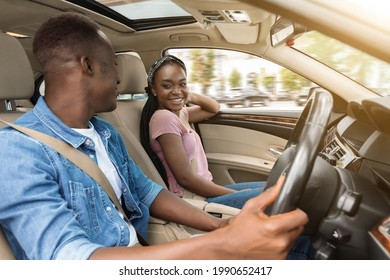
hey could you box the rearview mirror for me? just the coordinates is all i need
[270,17,306,47]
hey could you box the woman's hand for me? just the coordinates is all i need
[184,91,194,104]
[186,93,220,123]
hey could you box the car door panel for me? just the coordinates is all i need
[197,113,297,185]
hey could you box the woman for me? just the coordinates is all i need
[140,55,264,209]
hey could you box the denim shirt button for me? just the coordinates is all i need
[85,139,91,145]
[106,206,112,212]
[122,188,127,193]
[120,225,125,230]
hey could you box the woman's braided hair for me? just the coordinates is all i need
[140,55,187,186]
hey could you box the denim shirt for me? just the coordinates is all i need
[0,97,163,259]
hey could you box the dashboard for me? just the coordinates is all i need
[317,96,390,259]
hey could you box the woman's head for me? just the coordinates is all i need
[147,55,186,88]
[146,55,188,113]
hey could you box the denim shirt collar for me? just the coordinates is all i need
[32,97,111,148]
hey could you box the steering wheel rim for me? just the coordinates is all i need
[265,89,333,215]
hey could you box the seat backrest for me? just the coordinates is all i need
[0,31,35,259]
[0,32,34,128]
[98,53,167,187]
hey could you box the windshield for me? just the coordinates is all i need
[293,32,390,97]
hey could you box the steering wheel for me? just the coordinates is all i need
[265,89,333,215]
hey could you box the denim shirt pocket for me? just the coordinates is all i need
[69,181,100,236]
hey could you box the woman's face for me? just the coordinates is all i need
[151,62,189,114]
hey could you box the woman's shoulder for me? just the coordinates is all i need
[153,109,175,117]
[151,109,180,123]
[150,109,185,134]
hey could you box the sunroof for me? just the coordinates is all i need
[95,0,191,20]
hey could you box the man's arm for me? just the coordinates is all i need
[89,176,308,259]
[149,189,223,231]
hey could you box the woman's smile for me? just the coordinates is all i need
[169,97,184,105]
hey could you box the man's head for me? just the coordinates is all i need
[33,12,102,71]
[33,12,119,116]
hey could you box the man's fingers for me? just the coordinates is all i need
[269,208,308,233]
[243,175,286,213]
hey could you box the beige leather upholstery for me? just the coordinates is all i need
[116,52,148,97]
[0,33,34,101]
[0,32,35,260]
[0,100,7,111]
[99,53,166,186]
[0,32,34,129]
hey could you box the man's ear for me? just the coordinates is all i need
[81,56,93,75]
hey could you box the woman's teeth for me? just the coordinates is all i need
[170,98,183,103]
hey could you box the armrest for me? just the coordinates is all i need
[149,198,240,226]
[147,198,240,244]
[204,202,240,218]
[183,198,240,219]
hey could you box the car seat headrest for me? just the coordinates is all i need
[0,32,34,100]
[115,53,148,96]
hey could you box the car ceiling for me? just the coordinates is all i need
[0,0,275,71]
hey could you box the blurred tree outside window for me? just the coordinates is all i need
[168,48,311,110]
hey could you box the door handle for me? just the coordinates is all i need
[267,146,284,157]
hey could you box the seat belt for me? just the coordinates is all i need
[0,119,149,246]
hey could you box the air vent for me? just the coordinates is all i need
[326,140,346,160]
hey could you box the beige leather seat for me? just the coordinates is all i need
[99,53,167,187]
[0,31,35,260]
[99,53,240,244]
[0,33,34,126]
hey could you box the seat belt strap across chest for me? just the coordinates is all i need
[0,119,149,246]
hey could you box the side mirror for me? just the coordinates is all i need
[270,17,306,47]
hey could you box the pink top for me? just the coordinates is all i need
[149,107,213,197]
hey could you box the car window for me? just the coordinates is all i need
[293,31,390,96]
[167,48,313,112]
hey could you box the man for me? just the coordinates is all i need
[0,13,309,260]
